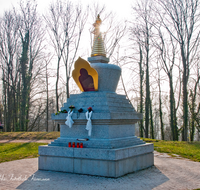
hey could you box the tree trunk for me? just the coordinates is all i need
[158,75,164,140]
[66,76,70,99]
[189,76,200,141]
[16,80,21,131]
[182,61,188,141]
[145,46,150,138]
[20,31,29,131]
[144,20,151,138]
[139,45,144,137]
[190,100,195,141]
[173,98,178,140]
[169,75,175,140]
[7,73,12,132]
[25,94,30,131]
[46,64,49,132]
[56,57,61,131]
[2,71,7,132]
[150,99,154,139]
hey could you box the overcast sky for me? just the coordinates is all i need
[0,0,134,90]
[0,0,133,18]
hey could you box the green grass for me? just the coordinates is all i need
[142,138,200,162]
[0,142,47,163]
[0,132,60,140]
[0,133,199,163]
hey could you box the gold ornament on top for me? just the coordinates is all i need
[91,14,106,57]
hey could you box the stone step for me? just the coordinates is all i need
[60,106,135,113]
[63,98,130,107]
[49,136,145,149]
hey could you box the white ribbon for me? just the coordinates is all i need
[85,111,92,136]
[65,110,74,128]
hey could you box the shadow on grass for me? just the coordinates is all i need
[0,143,30,153]
[36,132,49,140]
[0,132,30,140]
[0,132,60,140]
[13,132,26,139]
[0,143,48,163]
[189,142,200,149]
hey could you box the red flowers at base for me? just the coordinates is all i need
[68,142,83,148]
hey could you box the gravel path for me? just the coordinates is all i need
[0,151,200,190]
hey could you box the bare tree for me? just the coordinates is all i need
[44,55,53,132]
[0,10,20,131]
[130,37,145,137]
[157,0,200,141]
[44,0,88,105]
[0,0,45,132]
[153,27,180,140]
[131,0,156,138]
[44,1,88,131]
[189,64,200,141]
[157,63,165,140]
[17,0,45,131]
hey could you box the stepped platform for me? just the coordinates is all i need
[38,91,154,177]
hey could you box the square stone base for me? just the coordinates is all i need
[38,143,154,178]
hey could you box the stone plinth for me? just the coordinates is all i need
[39,144,154,178]
[49,92,144,149]
[38,91,154,177]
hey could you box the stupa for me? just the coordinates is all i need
[38,15,154,177]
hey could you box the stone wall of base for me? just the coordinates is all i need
[38,144,154,178]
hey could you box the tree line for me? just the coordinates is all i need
[126,0,200,141]
[0,0,199,141]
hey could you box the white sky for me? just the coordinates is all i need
[0,0,137,97]
[0,0,133,18]
[0,0,134,62]
[0,0,172,109]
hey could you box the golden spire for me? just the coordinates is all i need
[91,15,106,57]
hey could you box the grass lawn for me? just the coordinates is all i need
[0,132,199,163]
[143,138,200,162]
[0,142,47,163]
[1,140,199,163]
[0,131,60,140]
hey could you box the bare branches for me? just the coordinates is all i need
[0,0,46,132]
[45,0,88,101]
[155,0,200,140]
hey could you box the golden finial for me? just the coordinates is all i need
[91,14,106,57]
[95,14,102,25]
